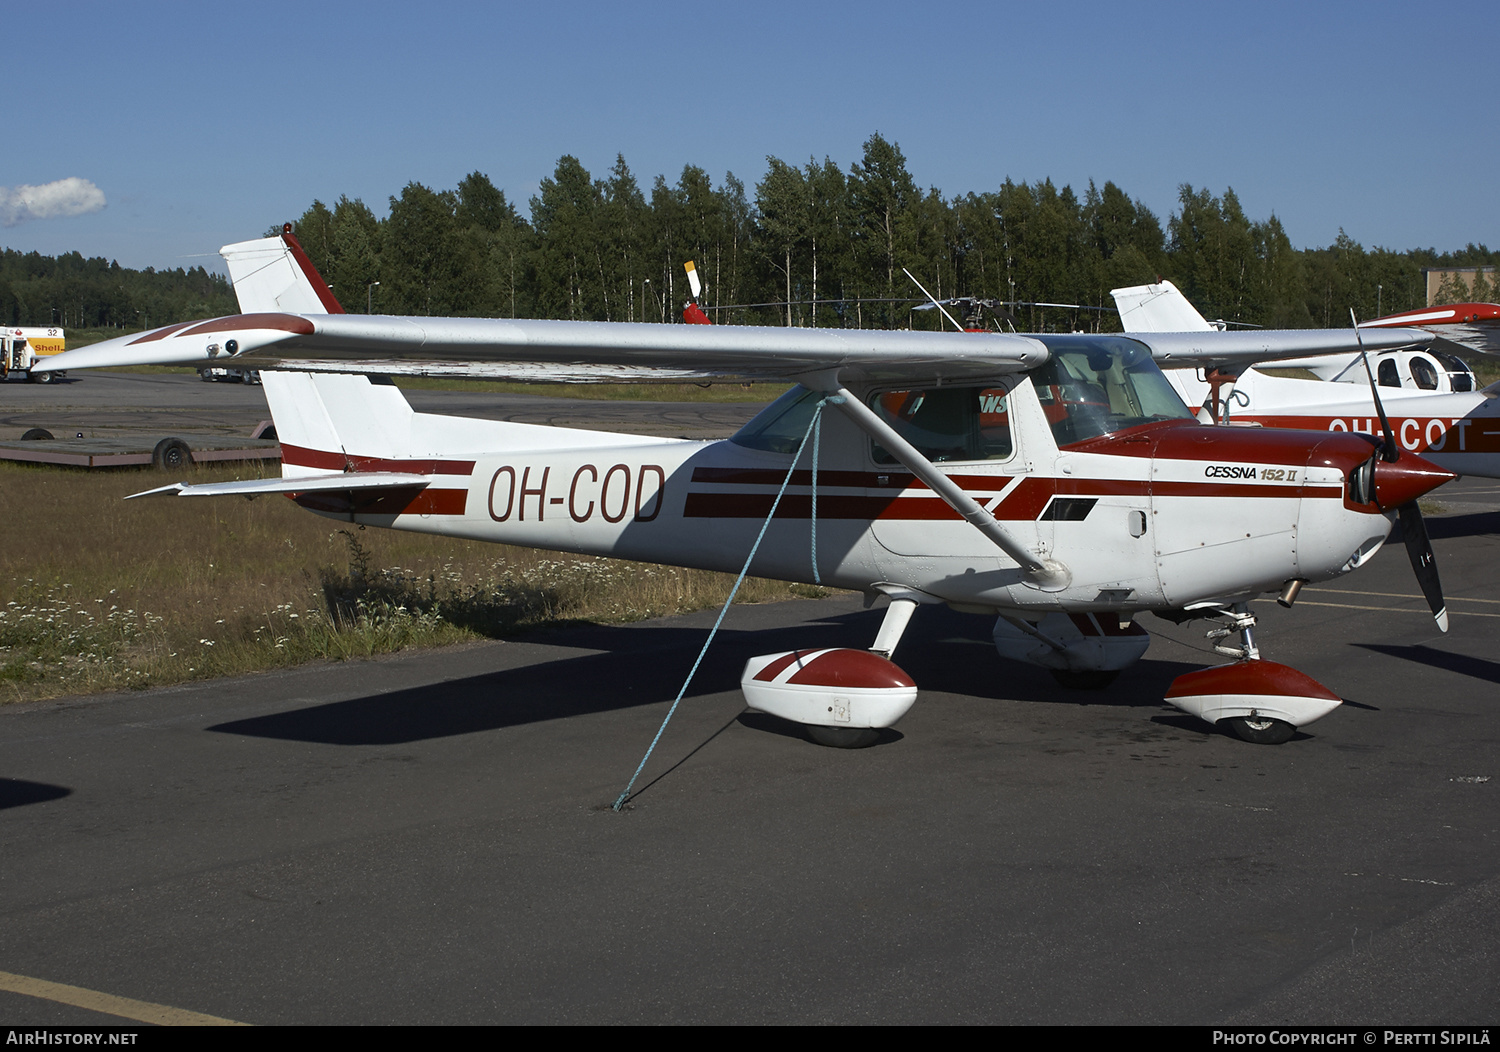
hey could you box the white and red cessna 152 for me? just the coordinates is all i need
[37,232,1456,748]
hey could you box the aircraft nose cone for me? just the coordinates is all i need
[1373,453,1455,509]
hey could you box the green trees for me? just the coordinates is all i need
[7,135,1496,334]
[531,156,604,320]
[0,248,235,329]
[848,134,920,327]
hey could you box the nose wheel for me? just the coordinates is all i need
[1223,715,1296,745]
[806,725,881,749]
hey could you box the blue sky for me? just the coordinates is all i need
[4,0,1495,273]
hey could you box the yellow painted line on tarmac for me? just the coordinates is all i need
[0,970,247,1026]
[1293,600,1500,619]
[1313,588,1500,605]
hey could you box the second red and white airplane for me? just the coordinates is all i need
[1114,280,1500,479]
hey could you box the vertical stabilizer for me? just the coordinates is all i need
[262,372,417,477]
[220,226,344,315]
[1111,280,1213,332]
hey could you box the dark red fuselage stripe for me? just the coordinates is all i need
[279,443,476,476]
[683,478,1339,520]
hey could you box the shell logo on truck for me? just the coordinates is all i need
[16,327,66,356]
[4,327,67,382]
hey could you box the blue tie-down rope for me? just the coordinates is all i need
[612,394,841,811]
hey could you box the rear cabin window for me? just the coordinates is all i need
[868,385,1014,464]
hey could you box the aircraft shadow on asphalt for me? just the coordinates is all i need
[1352,642,1500,685]
[1410,510,1500,540]
[0,777,71,810]
[208,605,1208,747]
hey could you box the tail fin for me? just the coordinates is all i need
[221,224,344,315]
[262,372,416,477]
[1111,280,1213,332]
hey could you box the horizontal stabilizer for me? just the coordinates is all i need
[127,472,432,500]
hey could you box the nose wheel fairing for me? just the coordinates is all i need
[1165,659,1342,734]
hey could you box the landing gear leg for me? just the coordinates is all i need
[1205,602,1260,661]
[870,596,919,658]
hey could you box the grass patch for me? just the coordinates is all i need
[0,460,835,704]
[1471,359,1500,388]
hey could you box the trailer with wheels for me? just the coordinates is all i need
[0,422,279,469]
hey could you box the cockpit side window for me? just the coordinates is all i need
[868,384,1014,464]
[1378,358,1401,388]
[1410,355,1440,391]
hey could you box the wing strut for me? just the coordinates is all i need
[829,385,1070,591]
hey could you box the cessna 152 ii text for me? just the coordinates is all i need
[1114,280,1500,479]
[36,230,1454,748]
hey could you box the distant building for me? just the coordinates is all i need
[1422,266,1497,306]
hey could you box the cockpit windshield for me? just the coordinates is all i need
[1029,335,1195,446]
[1433,349,1475,393]
[731,386,821,453]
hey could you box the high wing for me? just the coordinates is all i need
[1359,302,1500,358]
[37,313,1052,384]
[1140,327,1433,369]
[36,307,1432,385]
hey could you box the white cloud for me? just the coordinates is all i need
[0,177,107,226]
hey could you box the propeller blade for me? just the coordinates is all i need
[1398,502,1448,632]
[1353,308,1400,462]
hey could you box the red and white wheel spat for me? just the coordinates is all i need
[740,648,918,730]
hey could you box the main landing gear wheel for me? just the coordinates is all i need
[20,428,53,441]
[1222,715,1296,745]
[806,725,881,749]
[1049,669,1119,690]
